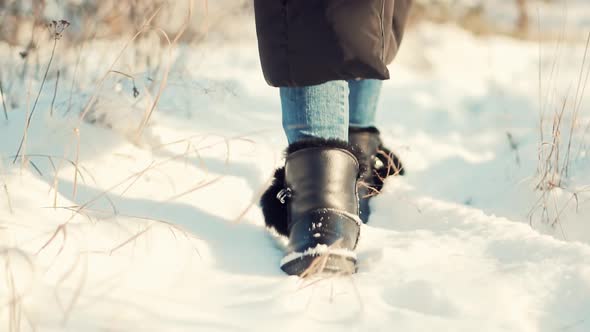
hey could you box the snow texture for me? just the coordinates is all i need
[1,7,590,332]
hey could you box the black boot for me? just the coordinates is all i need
[261,139,362,276]
[349,127,404,223]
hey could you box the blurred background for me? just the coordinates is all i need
[1,0,589,47]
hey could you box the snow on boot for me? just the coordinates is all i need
[349,127,404,223]
[260,139,362,276]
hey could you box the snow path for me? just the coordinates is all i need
[1,22,590,331]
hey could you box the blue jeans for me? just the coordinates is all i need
[280,79,382,144]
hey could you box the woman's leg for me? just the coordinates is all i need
[348,79,383,128]
[264,80,360,275]
[280,78,381,142]
[347,79,404,223]
[280,80,349,144]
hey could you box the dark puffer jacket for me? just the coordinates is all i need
[254,0,413,87]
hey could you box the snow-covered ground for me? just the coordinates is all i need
[1,10,590,332]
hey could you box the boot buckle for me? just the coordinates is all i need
[276,188,292,204]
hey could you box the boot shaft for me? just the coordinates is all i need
[285,147,360,224]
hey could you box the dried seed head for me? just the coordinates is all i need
[48,20,71,40]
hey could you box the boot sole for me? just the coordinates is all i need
[280,252,357,276]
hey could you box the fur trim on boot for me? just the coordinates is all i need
[349,126,405,223]
[260,167,288,236]
[349,126,404,191]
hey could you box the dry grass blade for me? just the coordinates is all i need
[234,170,273,223]
[6,254,20,332]
[109,224,154,255]
[5,154,92,186]
[72,128,81,200]
[562,32,590,178]
[56,153,191,225]
[136,0,195,138]
[531,24,590,229]
[120,161,156,196]
[299,239,355,279]
[28,160,43,176]
[53,251,87,324]
[377,149,403,176]
[1,248,35,332]
[537,8,543,151]
[573,33,590,123]
[3,183,13,214]
[165,175,224,202]
[79,6,163,122]
[60,206,200,252]
[0,79,8,121]
[66,44,84,115]
[358,181,381,199]
[51,205,202,260]
[39,141,220,233]
[299,255,332,279]
[59,257,86,325]
[36,223,67,256]
[13,37,60,164]
[52,149,68,209]
[575,32,590,156]
[50,70,60,117]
